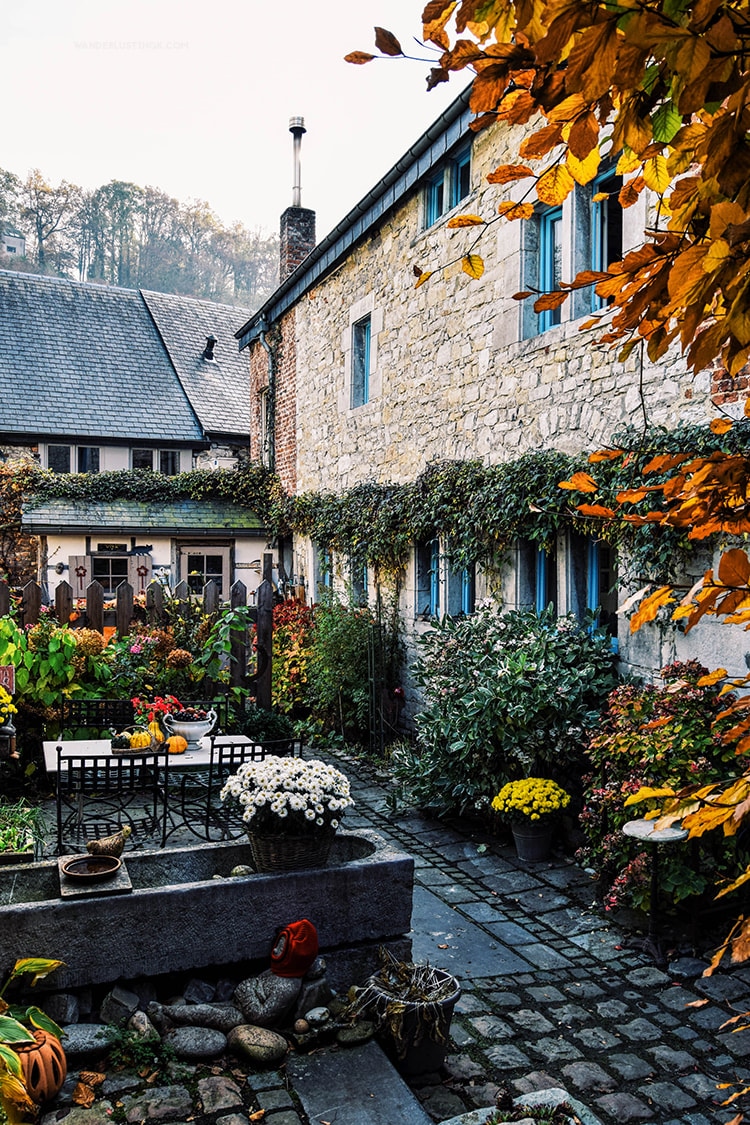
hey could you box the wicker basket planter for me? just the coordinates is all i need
[246,829,336,872]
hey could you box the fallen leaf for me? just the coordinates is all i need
[79,1072,106,1087]
[72,1083,96,1108]
[684,998,709,1008]
[248,1112,266,1122]
[438,943,449,949]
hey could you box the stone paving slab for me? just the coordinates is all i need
[287,1039,434,1124]
[411,885,533,976]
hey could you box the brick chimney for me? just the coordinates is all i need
[280,117,315,282]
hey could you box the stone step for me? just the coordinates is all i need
[286,1039,433,1125]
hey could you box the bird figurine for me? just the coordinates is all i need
[86,825,131,857]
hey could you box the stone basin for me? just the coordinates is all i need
[0,831,414,990]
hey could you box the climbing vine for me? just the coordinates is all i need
[3,419,748,587]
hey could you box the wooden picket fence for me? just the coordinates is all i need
[0,555,275,705]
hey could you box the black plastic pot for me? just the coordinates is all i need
[364,967,461,1076]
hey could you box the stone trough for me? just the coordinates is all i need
[0,830,414,990]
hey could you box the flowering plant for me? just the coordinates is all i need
[132,695,181,723]
[220,757,354,837]
[0,688,16,725]
[491,777,571,823]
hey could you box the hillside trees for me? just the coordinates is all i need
[0,165,277,309]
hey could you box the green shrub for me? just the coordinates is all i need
[306,599,376,744]
[393,606,618,817]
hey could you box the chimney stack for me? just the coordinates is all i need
[279,115,316,282]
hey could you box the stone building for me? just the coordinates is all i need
[236,87,745,690]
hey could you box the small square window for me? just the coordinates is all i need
[48,445,71,473]
[425,170,446,227]
[132,448,153,471]
[77,446,100,473]
[351,315,371,408]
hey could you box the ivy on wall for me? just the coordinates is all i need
[3,418,749,586]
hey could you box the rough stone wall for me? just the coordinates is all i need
[293,120,713,494]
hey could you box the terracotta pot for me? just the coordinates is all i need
[16,1029,67,1104]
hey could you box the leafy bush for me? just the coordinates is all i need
[306,600,375,743]
[392,606,618,817]
[271,600,315,714]
[229,700,296,743]
[579,660,747,912]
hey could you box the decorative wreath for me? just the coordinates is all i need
[75,565,87,579]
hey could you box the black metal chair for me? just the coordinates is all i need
[174,736,300,841]
[55,746,169,855]
[58,699,136,739]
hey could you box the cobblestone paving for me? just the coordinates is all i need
[45,749,750,1125]
[332,751,750,1124]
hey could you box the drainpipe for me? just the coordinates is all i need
[258,323,275,472]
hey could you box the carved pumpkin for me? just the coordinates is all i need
[16,1030,67,1104]
[166,735,188,754]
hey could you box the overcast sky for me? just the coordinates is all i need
[3,0,470,242]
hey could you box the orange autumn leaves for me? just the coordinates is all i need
[349,1,750,375]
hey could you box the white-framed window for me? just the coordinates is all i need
[131,448,180,475]
[424,143,472,228]
[68,549,152,598]
[178,545,231,598]
[47,444,100,473]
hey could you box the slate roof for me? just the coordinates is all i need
[0,270,251,444]
[142,290,251,440]
[22,498,265,535]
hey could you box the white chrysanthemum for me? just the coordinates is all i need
[304,808,316,821]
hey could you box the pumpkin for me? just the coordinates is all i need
[129,730,152,749]
[147,721,165,743]
[16,1030,67,1104]
[166,735,188,755]
[112,732,131,750]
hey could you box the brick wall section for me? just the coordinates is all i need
[711,361,750,408]
[248,312,297,494]
[279,207,316,282]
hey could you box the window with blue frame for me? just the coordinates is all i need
[447,561,475,616]
[539,206,563,332]
[534,544,558,615]
[416,539,440,618]
[587,540,618,644]
[591,171,623,310]
[317,545,333,594]
[351,315,371,408]
[350,559,368,605]
[424,144,472,228]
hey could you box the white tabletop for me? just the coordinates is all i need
[43,734,252,775]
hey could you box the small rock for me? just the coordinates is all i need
[59,1023,111,1063]
[163,1026,228,1060]
[214,978,238,1003]
[294,1019,310,1034]
[120,1084,193,1123]
[230,864,254,876]
[305,956,327,981]
[304,1006,330,1025]
[234,971,301,1028]
[227,1024,288,1065]
[294,973,332,1018]
[336,1021,375,1046]
[43,991,80,1026]
[197,1075,243,1113]
[127,979,158,1009]
[669,956,710,980]
[99,985,140,1027]
[127,1009,159,1039]
[159,1003,244,1033]
[184,977,216,1005]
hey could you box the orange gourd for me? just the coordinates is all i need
[16,1030,67,1104]
[166,735,188,754]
